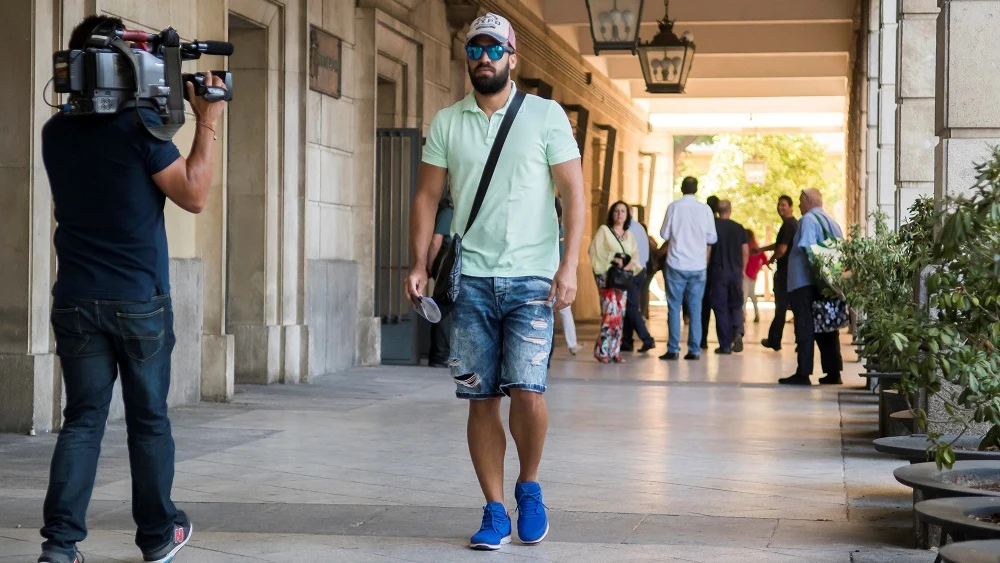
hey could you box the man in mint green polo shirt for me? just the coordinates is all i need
[405,12,585,552]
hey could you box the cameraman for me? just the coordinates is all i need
[38,15,228,563]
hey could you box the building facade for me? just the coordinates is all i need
[1,0,650,433]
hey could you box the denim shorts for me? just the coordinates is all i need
[449,275,554,399]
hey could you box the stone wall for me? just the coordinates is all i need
[306,260,360,375]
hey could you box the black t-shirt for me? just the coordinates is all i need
[775,217,798,272]
[43,109,181,301]
[709,218,747,275]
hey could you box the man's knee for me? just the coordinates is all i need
[469,397,502,416]
[509,388,546,406]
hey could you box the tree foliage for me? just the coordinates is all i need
[695,134,840,237]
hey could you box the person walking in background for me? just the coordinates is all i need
[622,215,656,353]
[657,177,717,361]
[743,229,768,324]
[780,188,844,386]
[588,201,643,363]
[700,195,721,349]
[707,200,748,354]
[759,195,798,351]
[406,12,585,550]
[427,193,454,367]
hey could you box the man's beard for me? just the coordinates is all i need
[468,62,510,95]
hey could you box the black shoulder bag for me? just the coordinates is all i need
[604,225,634,290]
[432,90,527,308]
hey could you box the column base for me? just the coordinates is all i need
[0,352,56,434]
[282,324,309,384]
[231,324,283,384]
[202,333,235,401]
[356,316,381,366]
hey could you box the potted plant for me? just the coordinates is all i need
[879,148,1000,469]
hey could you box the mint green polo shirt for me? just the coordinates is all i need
[422,83,581,279]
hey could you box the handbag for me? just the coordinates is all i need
[604,225,634,291]
[805,213,843,299]
[812,296,849,334]
[432,91,526,308]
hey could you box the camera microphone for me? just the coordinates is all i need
[189,40,234,56]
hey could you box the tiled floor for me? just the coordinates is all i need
[0,305,932,562]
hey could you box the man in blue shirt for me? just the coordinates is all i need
[38,15,228,563]
[779,188,844,385]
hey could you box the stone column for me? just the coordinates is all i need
[865,0,881,232]
[354,2,380,367]
[935,0,1000,198]
[195,0,234,401]
[894,0,939,227]
[877,0,899,224]
[0,0,59,433]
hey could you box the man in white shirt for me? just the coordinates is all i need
[622,218,655,352]
[657,177,718,360]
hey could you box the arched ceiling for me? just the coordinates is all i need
[540,0,858,133]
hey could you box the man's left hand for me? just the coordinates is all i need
[548,263,578,311]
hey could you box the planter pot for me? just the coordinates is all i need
[894,460,1000,551]
[939,539,1000,563]
[876,435,1000,464]
[915,497,1000,550]
[895,461,1000,500]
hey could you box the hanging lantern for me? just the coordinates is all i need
[743,156,768,185]
[584,0,645,55]
[636,0,695,94]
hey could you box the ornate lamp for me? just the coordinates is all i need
[743,116,767,185]
[636,0,695,94]
[743,157,768,185]
[584,0,645,55]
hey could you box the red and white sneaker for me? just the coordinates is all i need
[142,513,193,563]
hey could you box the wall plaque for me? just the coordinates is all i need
[309,26,342,98]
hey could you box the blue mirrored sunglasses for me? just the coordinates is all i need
[465,44,513,61]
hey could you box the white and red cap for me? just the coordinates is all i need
[466,13,517,51]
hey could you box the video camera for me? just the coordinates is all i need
[51,26,235,140]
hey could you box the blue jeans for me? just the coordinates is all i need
[665,267,706,355]
[622,270,654,349]
[450,276,553,399]
[41,294,179,557]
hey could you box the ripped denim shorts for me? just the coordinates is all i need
[449,275,554,399]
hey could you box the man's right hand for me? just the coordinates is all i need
[406,267,428,304]
[187,73,228,127]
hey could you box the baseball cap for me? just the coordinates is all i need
[466,13,517,51]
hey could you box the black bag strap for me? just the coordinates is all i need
[607,225,627,255]
[463,90,527,234]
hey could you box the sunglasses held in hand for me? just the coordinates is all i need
[465,44,514,61]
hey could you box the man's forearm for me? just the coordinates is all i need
[559,184,585,268]
[409,190,438,271]
[183,124,218,205]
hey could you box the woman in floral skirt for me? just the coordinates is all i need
[588,201,642,363]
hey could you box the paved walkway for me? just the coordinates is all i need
[1,305,930,562]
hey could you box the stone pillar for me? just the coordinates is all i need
[935,0,1000,198]
[0,0,60,434]
[195,0,234,401]
[354,2,380,367]
[865,0,881,232]
[894,0,939,227]
[877,0,898,224]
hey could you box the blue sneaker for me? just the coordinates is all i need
[469,501,511,550]
[515,481,549,544]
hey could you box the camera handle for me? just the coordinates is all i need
[107,35,186,141]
